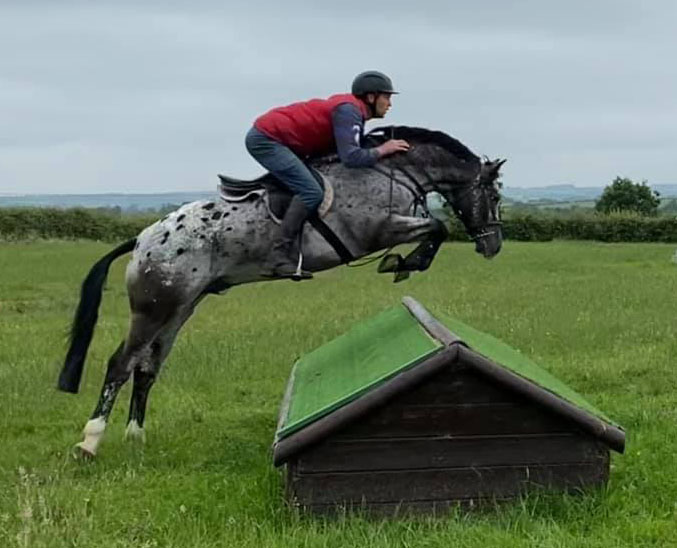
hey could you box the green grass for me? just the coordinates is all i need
[1,240,676,547]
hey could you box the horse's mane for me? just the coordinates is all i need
[366,126,479,164]
[311,125,479,168]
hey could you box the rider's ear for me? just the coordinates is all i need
[365,93,376,104]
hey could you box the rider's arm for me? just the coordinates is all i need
[331,103,380,168]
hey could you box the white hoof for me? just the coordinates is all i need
[74,417,106,458]
[124,420,146,443]
[73,442,96,459]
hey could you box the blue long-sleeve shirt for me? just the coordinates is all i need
[331,103,380,168]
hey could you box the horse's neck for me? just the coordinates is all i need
[392,153,476,197]
[379,160,444,205]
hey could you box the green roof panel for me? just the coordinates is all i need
[277,305,442,440]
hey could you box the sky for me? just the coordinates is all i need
[1,1,675,194]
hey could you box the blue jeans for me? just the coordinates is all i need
[245,127,323,212]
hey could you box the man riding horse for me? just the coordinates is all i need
[246,70,410,279]
[58,73,506,457]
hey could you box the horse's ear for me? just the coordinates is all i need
[489,159,506,176]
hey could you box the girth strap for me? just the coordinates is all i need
[308,216,355,264]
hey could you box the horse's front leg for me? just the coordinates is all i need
[400,219,448,272]
[384,215,438,243]
[377,216,447,278]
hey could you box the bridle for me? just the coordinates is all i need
[449,181,503,240]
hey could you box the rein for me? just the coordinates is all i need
[370,165,430,217]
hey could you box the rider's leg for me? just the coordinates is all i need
[245,127,323,278]
[266,195,314,278]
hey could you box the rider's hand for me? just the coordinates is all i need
[377,139,410,157]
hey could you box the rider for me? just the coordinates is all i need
[245,70,410,279]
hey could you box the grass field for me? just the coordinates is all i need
[1,240,676,547]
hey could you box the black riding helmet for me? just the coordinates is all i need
[351,71,399,96]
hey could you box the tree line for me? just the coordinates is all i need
[0,177,673,243]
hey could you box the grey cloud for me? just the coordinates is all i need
[1,1,675,193]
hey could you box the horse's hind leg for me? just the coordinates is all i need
[75,312,165,457]
[124,301,201,443]
[123,368,155,443]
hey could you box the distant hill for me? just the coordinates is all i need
[1,184,675,211]
[503,184,677,204]
[502,185,602,203]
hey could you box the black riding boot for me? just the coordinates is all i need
[263,196,313,280]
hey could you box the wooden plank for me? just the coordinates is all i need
[334,402,574,439]
[304,498,514,516]
[396,367,515,405]
[297,435,608,473]
[289,460,609,505]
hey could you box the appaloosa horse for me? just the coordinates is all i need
[58,126,505,457]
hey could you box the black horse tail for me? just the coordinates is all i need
[57,238,137,393]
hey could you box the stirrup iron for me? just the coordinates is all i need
[291,250,311,281]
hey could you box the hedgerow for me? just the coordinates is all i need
[2,207,677,243]
[0,207,158,242]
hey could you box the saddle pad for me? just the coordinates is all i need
[218,176,334,221]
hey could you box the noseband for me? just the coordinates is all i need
[472,223,502,240]
[450,183,503,241]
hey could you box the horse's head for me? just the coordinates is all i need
[449,158,505,259]
[365,126,505,259]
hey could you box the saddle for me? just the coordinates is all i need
[217,168,351,263]
[217,168,333,222]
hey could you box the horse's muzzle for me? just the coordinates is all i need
[473,223,503,259]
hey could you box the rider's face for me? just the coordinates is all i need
[366,93,393,118]
[374,93,392,118]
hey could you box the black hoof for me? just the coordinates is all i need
[393,270,410,283]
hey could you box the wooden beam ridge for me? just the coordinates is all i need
[401,296,460,346]
[272,345,459,466]
[458,346,626,454]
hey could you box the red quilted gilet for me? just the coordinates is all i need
[254,93,370,157]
